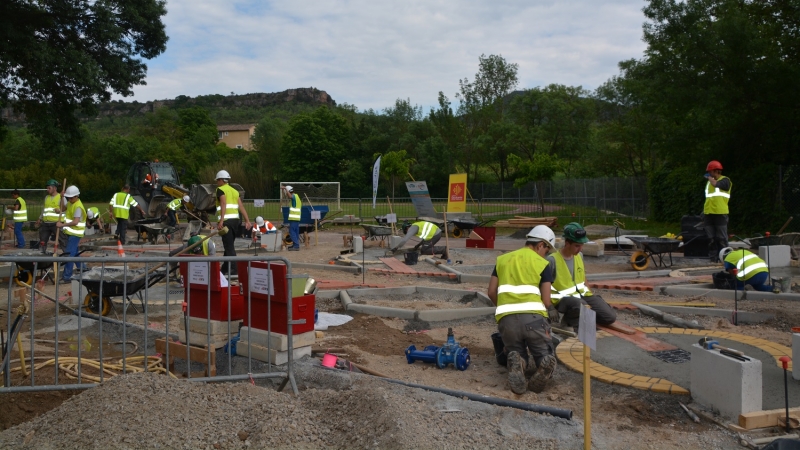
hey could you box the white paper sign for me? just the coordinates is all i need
[310,210,321,220]
[249,267,274,295]
[386,213,397,223]
[189,262,209,285]
[578,306,597,351]
[253,199,264,207]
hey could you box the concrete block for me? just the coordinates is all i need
[759,245,791,268]
[345,303,416,319]
[353,236,363,253]
[240,327,316,351]
[390,236,402,249]
[179,316,240,335]
[581,242,604,257]
[238,341,311,365]
[261,231,283,252]
[70,280,86,307]
[794,333,800,381]
[177,331,232,349]
[417,307,495,322]
[690,343,761,420]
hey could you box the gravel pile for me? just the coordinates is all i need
[0,372,571,449]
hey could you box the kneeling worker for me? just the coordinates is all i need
[164,195,190,227]
[488,225,558,394]
[391,221,442,256]
[719,247,773,292]
[547,222,617,330]
[187,234,216,256]
[253,216,277,234]
[86,207,104,233]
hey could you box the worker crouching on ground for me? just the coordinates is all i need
[165,195,190,227]
[11,189,26,248]
[284,185,301,251]
[254,216,277,234]
[56,186,85,284]
[36,179,63,253]
[719,247,773,292]
[488,225,558,394]
[109,184,145,245]
[188,234,216,256]
[547,222,617,331]
[215,170,251,274]
[86,207,104,233]
[704,160,732,262]
[391,221,443,256]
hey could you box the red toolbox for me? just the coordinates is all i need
[179,257,244,321]
[466,226,496,249]
[237,261,314,334]
[244,293,315,334]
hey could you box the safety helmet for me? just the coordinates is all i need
[719,247,733,262]
[255,216,265,226]
[215,170,231,180]
[526,225,555,250]
[187,235,204,254]
[706,160,723,172]
[563,222,589,244]
[284,185,293,192]
[5,209,12,216]
[402,221,411,234]
[64,185,80,198]
[87,209,96,219]
[182,195,191,203]
[46,179,59,187]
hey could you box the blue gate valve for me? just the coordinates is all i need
[405,327,470,371]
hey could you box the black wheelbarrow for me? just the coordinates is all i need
[448,219,495,238]
[11,250,90,287]
[628,237,682,271]
[78,266,170,316]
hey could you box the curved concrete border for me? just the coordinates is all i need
[556,327,793,395]
[335,286,495,322]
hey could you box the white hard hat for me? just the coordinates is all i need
[87,209,95,219]
[182,195,191,203]
[284,185,293,192]
[719,247,733,262]
[526,225,555,250]
[255,216,265,226]
[215,170,231,180]
[5,209,12,216]
[64,185,80,198]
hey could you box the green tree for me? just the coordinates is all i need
[280,107,350,181]
[374,150,416,200]
[508,153,561,215]
[0,0,168,145]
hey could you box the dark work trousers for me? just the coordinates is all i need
[497,313,553,370]
[556,294,617,328]
[115,218,129,245]
[166,209,177,227]
[417,231,442,254]
[221,218,240,274]
[704,213,729,261]
[39,221,58,251]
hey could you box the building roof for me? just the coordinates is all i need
[216,124,256,132]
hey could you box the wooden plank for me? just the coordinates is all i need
[739,408,800,429]
[155,338,216,377]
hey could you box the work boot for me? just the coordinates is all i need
[528,354,557,393]
[506,351,527,395]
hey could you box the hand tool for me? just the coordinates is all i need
[699,337,744,356]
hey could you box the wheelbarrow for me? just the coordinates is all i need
[78,266,171,316]
[362,224,394,245]
[628,237,682,271]
[11,250,89,287]
[135,218,177,244]
[448,219,495,238]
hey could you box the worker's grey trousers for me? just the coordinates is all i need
[497,313,553,369]
[704,213,729,261]
[417,231,442,254]
[38,221,66,252]
[556,294,617,328]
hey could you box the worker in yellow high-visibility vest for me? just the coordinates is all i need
[215,170,251,274]
[56,185,86,283]
[392,221,443,257]
[35,179,62,253]
[109,184,145,245]
[703,160,731,262]
[11,189,27,249]
[719,247,773,292]
[284,185,302,251]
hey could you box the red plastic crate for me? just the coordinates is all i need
[466,239,494,249]
[474,226,496,241]
[178,257,244,321]
[243,293,315,335]
[236,261,291,303]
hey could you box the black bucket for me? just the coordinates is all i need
[712,271,736,290]
[491,332,507,366]
[404,251,419,265]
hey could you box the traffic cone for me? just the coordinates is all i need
[117,240,126,258]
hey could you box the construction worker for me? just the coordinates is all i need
[547,222,617,331]
[391,221,443,256]
[11,189,26,248]
[35,179,63,253]
[187,234,216,255]
[164,195,190,227]
[253,216,277,234]
[719,247,773,292]
[86,207,104,233]
[56,186,85,283]
[703,160,731,262]
[215,170,251,273]
[488,225,558,395]
[284,185,301,251]
[109,184,145,245]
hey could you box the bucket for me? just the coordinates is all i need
[404,251,419,265]
[321,353,338,368]
[778,277,792,293]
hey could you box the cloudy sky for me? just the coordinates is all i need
[130,0,650,112]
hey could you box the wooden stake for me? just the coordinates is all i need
[303,194,318,247]
[387,196,397,236]
[443,211,450,259]
[778,217,794,235]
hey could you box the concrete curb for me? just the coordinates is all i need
[417,307,495,322]
[335,286,497,322]
[292,262,360,273]
[349,261,363,274]
[647,305,774,324]
[658,283,800,301]
[346,303,416,319]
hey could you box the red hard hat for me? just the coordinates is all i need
[706,160,723,171]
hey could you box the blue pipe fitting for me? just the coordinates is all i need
[404,328,470,371]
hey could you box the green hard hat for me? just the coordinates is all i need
[563,222,589,244]
[187,235,203,254]
[46,179,59,187]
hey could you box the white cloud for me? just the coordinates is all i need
[130,0,649,112]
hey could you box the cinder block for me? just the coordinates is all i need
[581,242,604,257]
[179,316,241,335]
[353,236,363,253]
[758,245,791,268]
[389,236,402,249]
[239,327,316,351]
[70,280,86,307]
[793,333,800,381]
[690,343,761,420]
[237,340,311,365]
[177,331,233,349]
[261,231,283,252]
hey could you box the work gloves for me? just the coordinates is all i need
[547,307,560,324]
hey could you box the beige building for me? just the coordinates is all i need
[217,124,256,150]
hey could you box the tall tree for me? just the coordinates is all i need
[0,0,168,145]
[374,150,416,200]
[280,107,350,182]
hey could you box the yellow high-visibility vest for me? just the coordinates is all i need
[43,194,61,222]
[215,184,240,221]
[495,247,549,322]
[288,194,302,221]
[724,249,768,281]
[14,197,27,222]
[63,200,86,237]
[412,221,438,240]
[704,176,731,214]
[110,192,138,219]
[550,252,592,305]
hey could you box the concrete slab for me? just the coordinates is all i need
[648,305,774,324]
[240,327,316,351]
[180,316,241,335]
[237,341,311,365]
[345,304,416,319]
[417,307,495,322]
[659,283,800,301]
[37,315,97,333]
[760,245,792,268]
[690,343,762,420]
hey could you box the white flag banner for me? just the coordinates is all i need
[372,155,381,209]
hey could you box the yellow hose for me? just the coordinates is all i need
[4,355,178,382]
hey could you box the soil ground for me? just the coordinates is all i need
[1,226,798,448]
